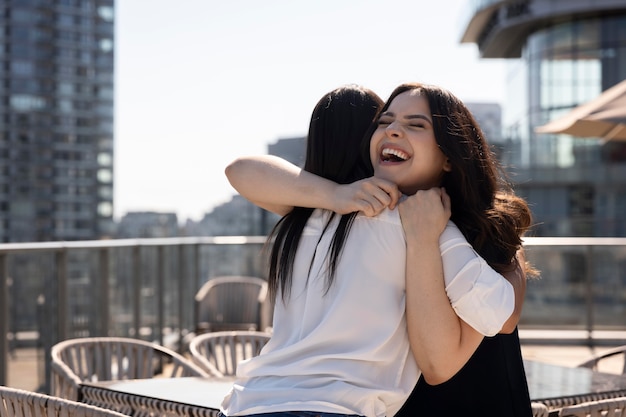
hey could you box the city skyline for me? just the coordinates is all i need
[115,0,509,222]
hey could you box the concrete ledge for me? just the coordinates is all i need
[519,329,626,346]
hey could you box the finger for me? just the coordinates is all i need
[387,188,401,210]
[368,178,401,209]
[373,178,400,196]
[359,181,392,211]
[364,194,387,216]
[357,198,378,217]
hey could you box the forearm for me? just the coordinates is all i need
[406,236,483,385]
[224,155,339,216]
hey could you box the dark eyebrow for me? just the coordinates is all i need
[380,111,432,125]
[405,114,433,125]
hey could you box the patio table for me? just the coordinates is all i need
[525,359,626,412]
[80,376,232,417]
[79,360,626,416]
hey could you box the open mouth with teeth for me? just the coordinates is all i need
[381,147,409,163]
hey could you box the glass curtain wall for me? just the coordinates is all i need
[504,14,626,237]
[526,15,626,168]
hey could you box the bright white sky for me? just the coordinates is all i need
[114,0,507,222]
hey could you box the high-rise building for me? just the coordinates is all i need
[267,136,306,167]
[0,0,115,242]
[460,0,626,236]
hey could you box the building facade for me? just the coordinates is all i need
[116,212,179,238]
[0,0,115,242]
[460,0,626,236]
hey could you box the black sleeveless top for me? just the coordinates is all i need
[395,327,532,417]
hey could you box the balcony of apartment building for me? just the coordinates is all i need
[1,234,625,394]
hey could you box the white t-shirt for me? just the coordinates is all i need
[221,208,514,417]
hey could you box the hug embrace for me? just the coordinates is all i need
[221,82,537,417]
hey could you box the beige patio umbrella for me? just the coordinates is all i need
[535,79,626,141]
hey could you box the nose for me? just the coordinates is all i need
[385,121,402,138]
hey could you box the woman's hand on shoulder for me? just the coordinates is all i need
[333,177,401,216]
[398,187,451,244]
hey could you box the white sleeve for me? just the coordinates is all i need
[439,222,515,336]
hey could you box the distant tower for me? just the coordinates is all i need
[0,1,115,241]
[267,137,306,167]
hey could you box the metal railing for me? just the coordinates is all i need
[1,235,626,392]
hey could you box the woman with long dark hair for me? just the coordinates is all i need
[221,83,532,417]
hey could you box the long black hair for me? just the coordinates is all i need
[267,85,384,303]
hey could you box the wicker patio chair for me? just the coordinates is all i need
[558,396,626,416]
[0,385,130,417]
[532,401,550,417]
[189,330,271,377]
[194,276,269,334]
[577,345,626,374]
[50,336,210,401]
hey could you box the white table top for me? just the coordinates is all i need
[524,359,626,401]
[83,377,234,409]
[81,361,626,411]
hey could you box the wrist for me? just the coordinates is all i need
[406,232,441,247]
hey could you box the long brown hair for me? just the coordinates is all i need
[362,82,536,275]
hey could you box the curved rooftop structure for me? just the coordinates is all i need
[459,0,626,58]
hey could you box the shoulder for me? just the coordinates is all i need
[353,207,402,228]
[349,209,403,244]
[439,221,477,255]
[440,220,466,241]
[374,207,402,224]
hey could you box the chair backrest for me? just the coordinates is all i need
[532,401,550,417]
[577,345,626,374]
[194,275,269,333]
[0,385,129,417]
[188,330,271,377]
[50,336,209,400]
[558,396,626,416]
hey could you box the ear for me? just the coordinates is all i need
[443,159,452,172]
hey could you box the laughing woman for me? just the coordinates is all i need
[220,83,533,417]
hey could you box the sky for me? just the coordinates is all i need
[114,0,509,222]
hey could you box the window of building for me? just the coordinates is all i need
[97,152,111,166]
[99,38,113,52]
[57,30,75,42]
[97,202,112,217]
[57,82,74,95]
[57,14,75,27]
[569,185,594,216]
[79,34,95,47]
[58,99,73,112]
[10,60,34,76]
[80,51,93,65]
[10,94,45,111]
[98,186,112,199]
[97,5,114,22]
[97,169,112,183]
[80,16,94,30]
[11,9,34,23]
[98,87,113,100]
[81,0,94,11]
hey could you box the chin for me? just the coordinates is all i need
[374,167,398,181]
